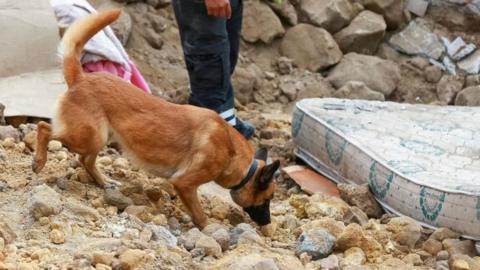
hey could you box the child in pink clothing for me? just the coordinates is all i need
[50,0,151,93]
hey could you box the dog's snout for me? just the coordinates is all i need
[243,200,271,226]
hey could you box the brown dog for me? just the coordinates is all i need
[32,9,279,228]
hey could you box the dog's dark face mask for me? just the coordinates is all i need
[243,199,271,226]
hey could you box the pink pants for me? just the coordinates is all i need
[83,60,151,94]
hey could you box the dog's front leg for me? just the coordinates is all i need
[32,121,53,173]
[171,178,207,229]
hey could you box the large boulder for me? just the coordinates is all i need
[334,10,386,55]
[360,0,406,29]
[242,0,285,43]
[389,19,445,60]
[455,86,480,106]
[328,53,400,96]
[280,24,343,71]
[299,0,357,33]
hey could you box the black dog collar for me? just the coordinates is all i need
[230,159,258,190]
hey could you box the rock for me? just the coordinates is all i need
[119,249,149,270]
[210,244,303,270]
[436,260,450,270]
[250,259,279,270]
[110,8,132,46]
[304,193,350,221]
[266,0,297,25]
[442,37,476,61]
[196,235,222,258]
[211,229,230,251]
[180,228,204,251]
[437,250,450,261]
[466,75,480,87]
[334,80,385,101]
[360,0,406,29]
[436,75,464,104]
[146,224,177,247]
[403,253,422,266]
[230,223,255,246]
[341,247,366,267]
[443,239,476,257]
[337,184,383,218]
[0,126,20,142]
[260,223,276,237]
[47,140,62,152]
[232,65,261,105]
[238,230,265,246]
[296,229,335,260]
[299,0,357,33]
[27,184,63,220]
[425,65,443,83]
[104,189,133,211]
[334,11,386,55]
[449,254,480,270]
[95,264,112,270]
[125,205,153,223]
[1,137,15,149]
[280,24,343,71]
[112,158,129,170]
[0,223,16,244]
[385,217,422,248]
[93,252,114,266]
[455,86,480,106]
[423,238,443,256]
[23,130,37,151]
[344,206,369,225]
[49,229,65,244]
[336,223,383,262]
[319,254,340,270]
[389,19,444,60]
[242,0,284,43]
[298,217,346,239]
[97,156,113,166]
[297,76,335,100]
[431,228,460,241]
[406,0,429,16]
[65,198,101,220]
[58,178,87,198]
[458,50,480,75]
[328,53,400,96]
[451,259,470,270]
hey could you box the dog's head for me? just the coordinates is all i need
[230,148,280,226]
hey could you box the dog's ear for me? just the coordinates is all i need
[255,148,268,161]
[256,160,280,191]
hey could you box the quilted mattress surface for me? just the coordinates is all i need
[293,98,480,239]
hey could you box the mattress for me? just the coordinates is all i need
[292,98,480,240]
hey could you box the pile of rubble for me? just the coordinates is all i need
[0,125,480,269]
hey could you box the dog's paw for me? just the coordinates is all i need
[32,159,44,173]
[105,178,122,188]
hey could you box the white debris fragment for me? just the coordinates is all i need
[442,56,456,75]
[441,37,476,61]
[407,0,429,16]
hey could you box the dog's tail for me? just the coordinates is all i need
[61,9,121,88]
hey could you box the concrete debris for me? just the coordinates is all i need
[406,0,429,16]
[389,19,445,60]
[458,50,480,74]
[442,56,457,75]
[441,37,476,61]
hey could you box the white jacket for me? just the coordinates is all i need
[50,0,131,71]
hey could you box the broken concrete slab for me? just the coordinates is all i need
[406,0,429,16]
[282,165,340,197]
[389,19,444,60]
[441,37,476,61]
[458,50,480,74]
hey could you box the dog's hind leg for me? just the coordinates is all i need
[32,121,53,173]
[80,154,121,187]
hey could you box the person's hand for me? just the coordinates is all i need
[205,0,231,18]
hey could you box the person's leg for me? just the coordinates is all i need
[225,0,255,138]
[172,0,254,139]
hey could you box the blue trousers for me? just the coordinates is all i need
[172,0,243,124]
